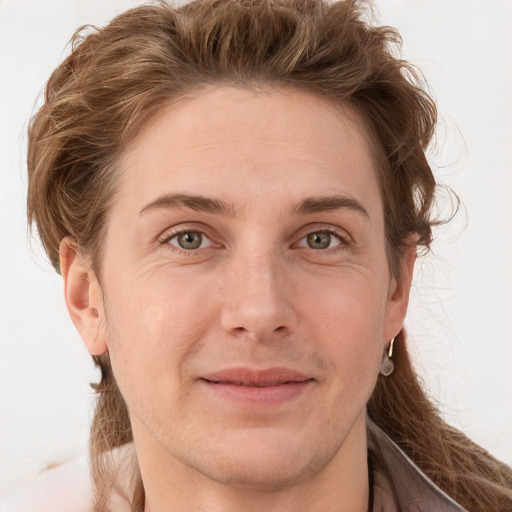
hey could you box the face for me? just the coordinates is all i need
[64,86,412,491]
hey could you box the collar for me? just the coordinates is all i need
[367,419,467,512]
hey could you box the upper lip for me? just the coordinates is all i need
[201,367,312,386]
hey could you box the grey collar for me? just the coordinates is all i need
[367,419,467,512]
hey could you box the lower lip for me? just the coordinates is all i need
[202,380,313,407]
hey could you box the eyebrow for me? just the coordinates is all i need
[139,193,369,219]
[139,193,239,217]
[291,195,370,219]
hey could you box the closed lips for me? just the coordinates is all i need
[201,368,313,386]
[204,379,310,386]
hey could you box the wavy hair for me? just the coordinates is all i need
[27,1,512,510]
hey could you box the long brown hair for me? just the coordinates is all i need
[27,1,512,510]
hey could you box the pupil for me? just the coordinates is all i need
[307,232,330,249]
[178,232,202,249]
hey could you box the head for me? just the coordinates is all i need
[27,0,438,508]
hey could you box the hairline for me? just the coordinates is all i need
[88,81,402,282]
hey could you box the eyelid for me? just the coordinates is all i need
[156,222,351,253]
[159,222,208,241]
[293,224,352,247]
[158,224,220,250]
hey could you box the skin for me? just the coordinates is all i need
[60,86,415,512]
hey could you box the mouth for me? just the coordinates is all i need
[202,367,312,385]
[200,367,314,406]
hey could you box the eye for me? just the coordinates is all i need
[297,230,344,250]
[166,230,211,250]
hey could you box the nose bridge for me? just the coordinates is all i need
[220,239,296,339]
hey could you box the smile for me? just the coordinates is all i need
[200,367,314,407]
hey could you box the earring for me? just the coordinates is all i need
[380,338,395,377]
[388,337,394,358]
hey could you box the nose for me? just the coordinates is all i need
[220,248,297,341]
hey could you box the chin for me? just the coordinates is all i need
[197,453,316,492]
[178,427,330,492]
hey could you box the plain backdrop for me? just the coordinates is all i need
[1,0,511,495]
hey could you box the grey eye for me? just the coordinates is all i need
[173,231,203,250]
[306,232,332,249]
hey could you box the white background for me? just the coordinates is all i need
[1,0,511,495]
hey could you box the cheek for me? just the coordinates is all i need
[102,271,216,404]
[296,265,389,336]
[102,253,389,416]
[294,269,386,389]
[106,265,214,343]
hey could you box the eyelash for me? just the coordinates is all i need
[160,227,217,254]
[159,226,350,254]
[295,228,349,251]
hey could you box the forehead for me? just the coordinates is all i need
[114,86,381,219]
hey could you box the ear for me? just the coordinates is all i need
[59,237,107,356]
[383,240,417,343]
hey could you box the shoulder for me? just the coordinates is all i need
[0,455,91,512]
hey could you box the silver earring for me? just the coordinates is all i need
[380,338,395,377]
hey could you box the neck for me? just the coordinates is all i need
[132,412,370,512]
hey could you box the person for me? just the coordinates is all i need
[22,0,512,510]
